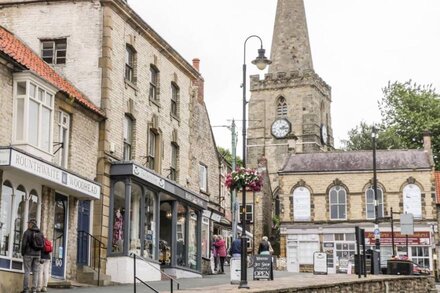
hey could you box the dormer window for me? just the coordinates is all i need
[13,74,55,157]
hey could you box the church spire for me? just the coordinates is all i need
[269,0,314,73]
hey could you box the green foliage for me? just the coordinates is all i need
[344,80,440,168]
[217,147,243,167]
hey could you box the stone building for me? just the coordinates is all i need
[246,0,438,276]
[0,26,103,293]
[0,0,222,285]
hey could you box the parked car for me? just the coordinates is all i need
[412,262,430,275]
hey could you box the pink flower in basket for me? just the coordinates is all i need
[225,167,263,192]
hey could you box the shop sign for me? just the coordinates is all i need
[0,149,10,165]
[253,255,273,280]
[230,257,241,284]
[293,187,311,221]
[364,231,430,246]
[211,213,222,222]
[133,165,164,188]
[184,192,207,209]
[9,149,100,199]
[313,252,328,274]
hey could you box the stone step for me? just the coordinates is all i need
[47,279,73,289]
[77,265,112,286]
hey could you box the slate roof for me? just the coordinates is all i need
[279,149,431,173]
[0,26,104,117]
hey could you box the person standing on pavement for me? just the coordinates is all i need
[38,239,51,292]
[214,235,227,273]
[21,219,41,293]
[211,235,219,272]
[229,234,241,258]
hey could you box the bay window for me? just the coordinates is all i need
[13,75,55,156]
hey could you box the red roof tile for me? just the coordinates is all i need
[435,172,440,204]
[0,26,104,117]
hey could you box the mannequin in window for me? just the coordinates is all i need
[113,209,124,252]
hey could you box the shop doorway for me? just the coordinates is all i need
[52,194,68,278]
[77,200,90,265]
[287,241,299,272]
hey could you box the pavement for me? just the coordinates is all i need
[46,266,437,293]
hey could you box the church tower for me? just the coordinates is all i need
[247,0,334,185]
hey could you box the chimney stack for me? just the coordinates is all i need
[192,58,200,71]
[423,130,432,152]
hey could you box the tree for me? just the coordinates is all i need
[217,147,243,167]
[344,80,440,168]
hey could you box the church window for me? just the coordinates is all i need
[329,186,347,220]
[292,187,311,221]
[365,186,384,219]
[403,184,422,219]
[277,97,287,117]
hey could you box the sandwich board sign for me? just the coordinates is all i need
[253,255,273,280]
[313,252,328,275]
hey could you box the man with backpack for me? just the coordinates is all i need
[21,218,43,293]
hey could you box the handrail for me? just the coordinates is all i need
[78,230,106,287]
[131,252,181,293]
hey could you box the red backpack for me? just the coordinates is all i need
[43,238,53,253]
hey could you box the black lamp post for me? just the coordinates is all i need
[372,126,380,274]
[239,35,271,289]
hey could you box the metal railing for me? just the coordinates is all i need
[78,230,106,286]
[132,253,181,293]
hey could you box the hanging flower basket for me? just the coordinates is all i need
[225,167,263,192]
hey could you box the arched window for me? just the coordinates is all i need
[277,97,287,117]
[0,181,13,256]
[292,187,311,221]
[329,186,347,220]
[365,186,384,219]
[403,184,422,218]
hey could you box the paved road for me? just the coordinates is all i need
[50,267,295,293]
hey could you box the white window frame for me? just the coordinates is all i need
[13,73,56,158]
[365,186,384,220]
[199,164,207,192]
[329,186,347,220]
[292,187,311,221]
[125,45,135,82]
[239,204,253,223]
[57,110,70,168]
[148,130,157,170]
[123,115,133,161]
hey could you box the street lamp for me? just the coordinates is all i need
[372,125,380,274]
[239,35,271,289]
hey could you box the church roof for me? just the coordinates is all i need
[279,149,432,173]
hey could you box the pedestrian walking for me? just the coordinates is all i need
[211,235,219,272]
[229,235,241,257]
[258,236,273,255]
[214,235,227,273]
[38,237,52,292]
[21,219,43,293]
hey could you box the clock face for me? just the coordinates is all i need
[321,124,328,145]
[271,118,291,139]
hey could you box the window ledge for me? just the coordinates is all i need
[200,190,210,196]
[170,113,180,123]
[124,79,138,93]
[149,98,161,108]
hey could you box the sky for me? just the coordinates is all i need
[129,0,440,153]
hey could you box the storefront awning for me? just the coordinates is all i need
[111,162,208,209]
[0,147,100,200]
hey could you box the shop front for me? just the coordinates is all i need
[0,147,101,284]
[108,163,207,283]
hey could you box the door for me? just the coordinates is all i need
[287,241,299,272]
[77,200,90,265]
[52,194,68,278]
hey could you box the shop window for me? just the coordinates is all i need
[41,39,67,64]
[12,185,26,258]
[129,184,142,255]
[298,241,319,264]
[159,202,172,265]
[277,96,287,117]
[329,186,347,220]
[412,246,430,269]
[365,186,384,219]
[112,181,125,253]
[28,190,39,222]
[171,82,179,118]
[123,115,133,161]
[188,209,198,270]
[56,110,70,168]
[176,203,187,267]
[0,181,13,257]
[292,187,311,221]
[14,80,54,153]
[199,164,207,193]
[201,217,210,258]
[144,190,156,259]
[149,65,159,101]
[403,184,422,218]
[125,45,136,83]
